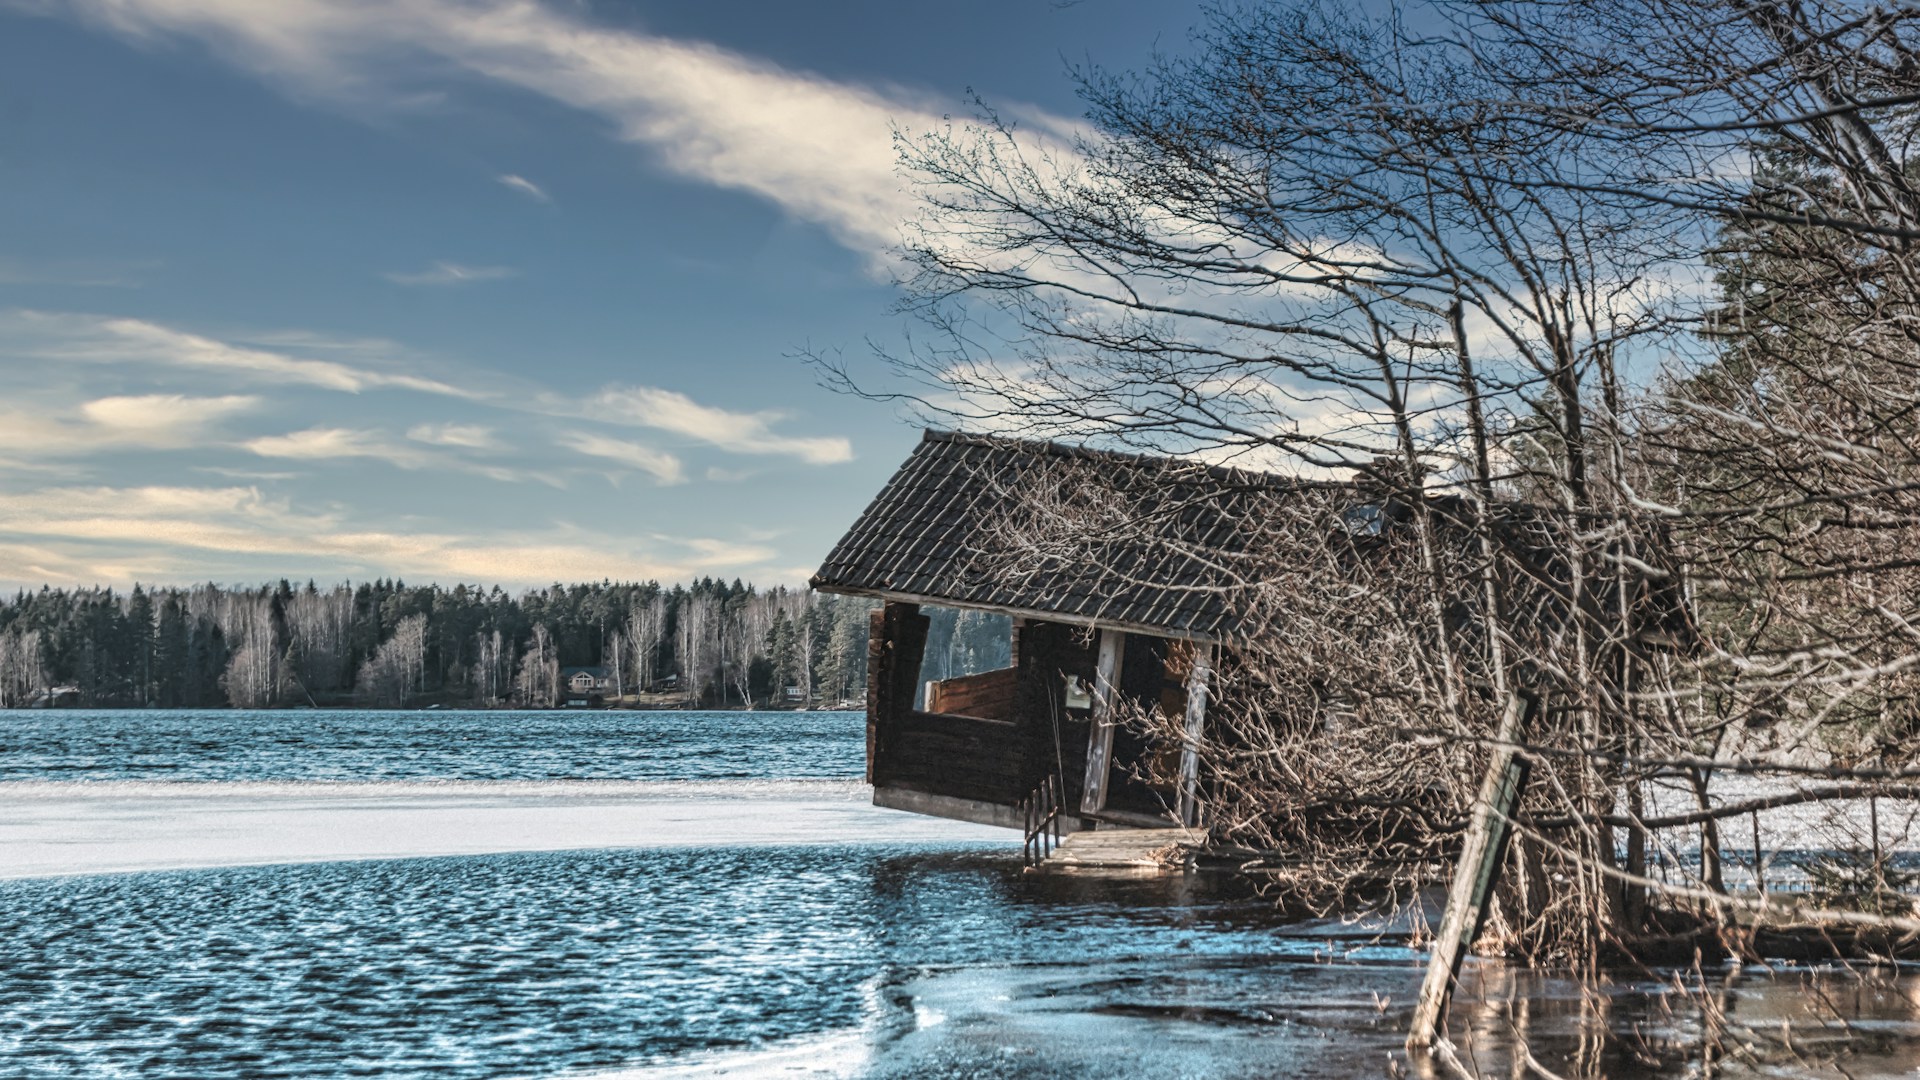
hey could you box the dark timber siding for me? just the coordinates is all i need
[869,602,1101,812]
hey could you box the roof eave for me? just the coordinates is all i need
[810,580,1222,645]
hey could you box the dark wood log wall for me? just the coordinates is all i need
[869,605,1114,811]
[867,601,929,787]
[880,710,1029,804]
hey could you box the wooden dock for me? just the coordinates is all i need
[1030,826,1201,873]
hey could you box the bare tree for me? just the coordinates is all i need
[284,585,354,695]
[0,626,47,707]
[818,0,1920,971]
[676,594,716,704]
[219,594,289,708]
[627,594,666,695]
[474,628,510,707]
[357,614,429,708]
[515,623,560,709]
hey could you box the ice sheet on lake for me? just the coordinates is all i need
[1642,774,1920,853]
[580,1031,874,1079]
[0,780,1011,879]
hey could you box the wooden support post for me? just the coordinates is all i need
[1408,691,1536,1050]
[865,609,886,784]
[1080,629,1127,815]
[867,602,927,789]
[1177,644,1212,828]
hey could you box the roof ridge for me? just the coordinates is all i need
[920,427,1345,492]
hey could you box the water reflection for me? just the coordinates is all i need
[1417,961,1920,1079]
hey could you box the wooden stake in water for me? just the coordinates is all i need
[1407,692,1536,1050]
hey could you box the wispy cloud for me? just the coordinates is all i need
[677,536,780,567]
[496,173,549,203]
[383,261,518,287]
[592,385,853,464]
[556,431,686,485]
[244,427,429,467]
[245,426,538,484]
[2,310,479,398]
[0,393,258,457]
[0,484,773,587]
[0,312,850,472]
[194,466,300,480]
[80,393,259,435]
[407,422,496,449]
[37,0,973,261]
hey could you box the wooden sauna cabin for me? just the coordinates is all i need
[810,429,1305,835]
[812,430,1694,839]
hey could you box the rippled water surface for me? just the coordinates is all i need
[7,709,1920,1078]
[0,846,1326,1078]
[0,709,863,782]
[8,844,1920,1079]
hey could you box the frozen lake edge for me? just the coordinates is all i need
[0,780,1013,879]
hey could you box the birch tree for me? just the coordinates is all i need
[628,593,666,694]
[0,627,46,707]
[675,594,715,704]
[515,623,559,708]
[358,613,429,707]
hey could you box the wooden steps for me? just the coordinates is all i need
[1030,826,1201,873]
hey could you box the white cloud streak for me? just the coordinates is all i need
[383,261,518,286]
[2,310,478,398]
[0,393,259,456]
[244,427,430,467]
[556,431,686,485]
[80,393,259,434]
[39,0,954,259]
[0,484,774,587]
[407,422,496,449]
[243,425,543,485]
[592,385,853,464]
[496,173,549,202]
[0,311,850,472]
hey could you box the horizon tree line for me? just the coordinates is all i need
[0,577,1006,710]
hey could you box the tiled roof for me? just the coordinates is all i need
[812,430,1697,651]
[810,430,1339,640]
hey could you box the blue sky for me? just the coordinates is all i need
[0,0,1204,591]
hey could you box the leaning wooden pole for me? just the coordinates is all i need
[1407,691,1537,1050]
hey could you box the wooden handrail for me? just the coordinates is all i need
[1022,773,1065,866]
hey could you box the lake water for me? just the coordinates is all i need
[5,709,1920,1078]
[0,708,865,783]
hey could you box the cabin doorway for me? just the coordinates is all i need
[1097,635,1200,821]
